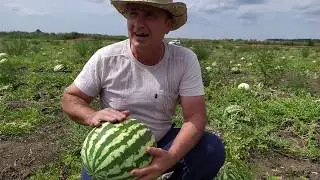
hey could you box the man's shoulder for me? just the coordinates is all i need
[167,43,196,58]
[97,39,128,58]
[167,44,198,66]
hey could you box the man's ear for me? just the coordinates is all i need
[165,19,173,34]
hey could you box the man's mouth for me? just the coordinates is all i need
[134,32,149,37]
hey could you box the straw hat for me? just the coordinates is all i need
[111,0,187,31]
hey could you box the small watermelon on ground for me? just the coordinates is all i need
[81,118,156,180]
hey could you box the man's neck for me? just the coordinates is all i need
[131,42,165,66]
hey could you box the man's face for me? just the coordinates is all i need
[126,3,172,48]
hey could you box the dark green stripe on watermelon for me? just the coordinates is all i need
[92,120,140,172]
[106,132,155,179]
[88,122,117,170]
[94,124,145,173]
[82,126,102,174]
[134,131,156,168]
[99,129,154,178]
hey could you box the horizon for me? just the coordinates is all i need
[1,0,320,40]
[2,30,320,42]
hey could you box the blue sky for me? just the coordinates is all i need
[1,0,319,40]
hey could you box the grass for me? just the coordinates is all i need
[0,32,319,179]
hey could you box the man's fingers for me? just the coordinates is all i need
[101,111,120,122]
[121,110,131,117]
[147,147,165,157]
[138,174,156,180]
[88,108,131,126]
[107,109,127,119]
[131,166,153,177]
[92,120,102,127]
[99,109,126,122]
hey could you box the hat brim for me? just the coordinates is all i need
[111,0,187,31]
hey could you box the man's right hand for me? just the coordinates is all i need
[84,108,131,127]
[62,84,131,127]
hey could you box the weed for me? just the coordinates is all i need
[193,44,211,61]
[255,50,288,86]
[301,48,310,58]
[1,33,320,179]
[73,40,103,60]
[2,39,29,56]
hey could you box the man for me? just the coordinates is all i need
[62,0,225,179]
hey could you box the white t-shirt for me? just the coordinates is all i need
[74,39,204,141]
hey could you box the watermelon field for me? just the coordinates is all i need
[0,32,319,179]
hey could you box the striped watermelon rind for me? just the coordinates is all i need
[81,118,156,180]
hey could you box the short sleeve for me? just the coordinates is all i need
[179,52,205,96]
[74,50,102,97]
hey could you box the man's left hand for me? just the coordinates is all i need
[130,147,178,180]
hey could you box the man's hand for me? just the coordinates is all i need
[130,147,178,180]
[62,84,131,127]
[84,108,130,126]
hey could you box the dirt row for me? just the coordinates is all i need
[0,120,68,180]
[1,118,319,179]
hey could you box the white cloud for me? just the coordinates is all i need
[0,0,319,39]
[3,0,48,16]
[305,18,320,23]
[87,0,106,3]
[292,0,320,23]
[238,11,261,25]
[187,0,269,14]
[305,8,320,16]
[1,0,113,16]
[292,0,315,10]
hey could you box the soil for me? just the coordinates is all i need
[0,116,319,180]
[249,120,320,179]
[0,120,68,180]
[249,152,320,179]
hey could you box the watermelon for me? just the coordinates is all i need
[81,118,156,180]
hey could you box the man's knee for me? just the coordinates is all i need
[178,132,225,179]
[201,132,226,173]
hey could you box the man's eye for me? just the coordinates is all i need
[146,12,156,18]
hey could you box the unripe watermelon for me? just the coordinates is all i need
[81,119,156,180]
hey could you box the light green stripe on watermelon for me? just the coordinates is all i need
[100,129,154,179]
[81,125,105,173]
[108,172,133,180]
[104,128,148,174]
[92,120,136,162]
[87,123,117,171]
[82,122,117,174]
[107,138,155,180]
[81,119,156,180]
[91,120,140,170]
[105,131,156,179]
[99,127,148,172]
[134,135,156,168]
[89,122,123,170]
[81,129,93,171]
[114,132,155,171]
[94,123,145,172]
[85,121,129,173]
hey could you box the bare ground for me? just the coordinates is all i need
[0,116,319,179]
[0,119,68,180]
[249,152,320,180]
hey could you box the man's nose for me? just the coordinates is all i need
[134,14,147,26]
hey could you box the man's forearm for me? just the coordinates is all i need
[167,118,206,163]
[62,93,96,125]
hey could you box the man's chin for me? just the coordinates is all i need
[131,38,150,47]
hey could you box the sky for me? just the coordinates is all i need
[0,0,320,40]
